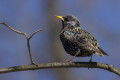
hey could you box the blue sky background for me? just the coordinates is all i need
[0,0,120,80]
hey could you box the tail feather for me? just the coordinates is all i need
[98,47,109,56]
[95,52,103,57]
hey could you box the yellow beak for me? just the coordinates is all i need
[55,16,64,21]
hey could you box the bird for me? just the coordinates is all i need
[56,15,109,62]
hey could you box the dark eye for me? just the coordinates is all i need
[64,18,69,21]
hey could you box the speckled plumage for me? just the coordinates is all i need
[57,15,108,61]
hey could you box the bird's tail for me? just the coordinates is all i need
[98,47,109,56]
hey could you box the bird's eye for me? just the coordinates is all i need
[64,18,69,21]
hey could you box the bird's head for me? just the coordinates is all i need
[56,15,80,28]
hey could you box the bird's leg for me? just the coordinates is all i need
[88,55,93,69]
[89,55,93,62]
[67,50,80,63]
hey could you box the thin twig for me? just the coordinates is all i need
[0,22,42,64]
[0,62,119,77]
[29,29,42,39]
[0,22,27,37]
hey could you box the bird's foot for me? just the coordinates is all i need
[64,59,73,70]
[67,59,73,63]
[65,58,73,63]
[89,59,92,62]
[88,59,93,69]
[66,51,80,63]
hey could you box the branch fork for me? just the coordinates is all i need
[0,22,42,65]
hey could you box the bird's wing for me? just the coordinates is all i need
[74,28,104,55]
[75,29,99,47]
[61,28,98,47]
[76,29,109,56]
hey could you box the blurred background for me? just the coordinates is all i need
[0,0,120,80]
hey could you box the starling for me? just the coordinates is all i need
[56,15,108,62]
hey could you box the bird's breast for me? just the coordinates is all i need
[60,32,79,55]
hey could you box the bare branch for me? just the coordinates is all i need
[0,62,119,76]
[29,29,42,39]
[0,22,27,37]
[1,22,120,77]
[0,22,42,64]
